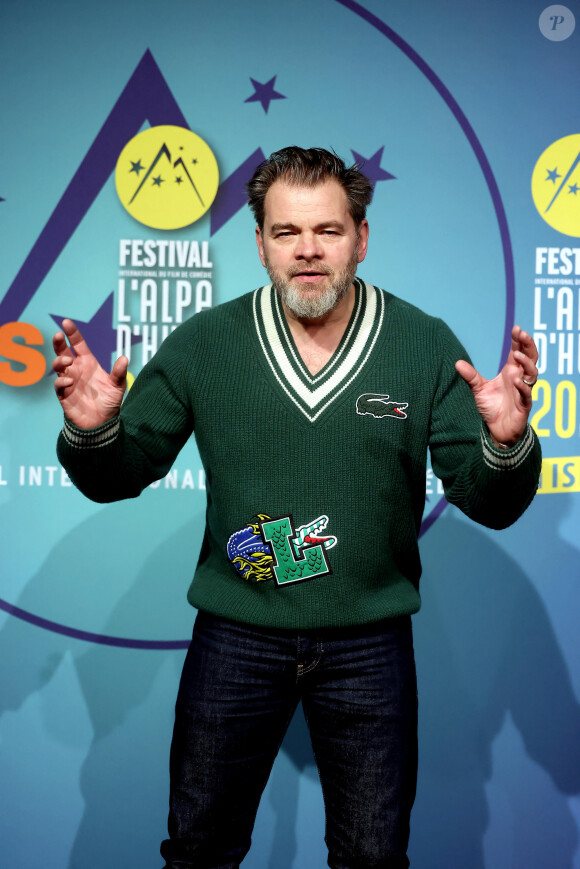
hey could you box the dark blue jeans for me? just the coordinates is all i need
[160,610,417,869]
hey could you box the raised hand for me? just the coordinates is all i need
[455,325,538,447]
[52,319,128,429]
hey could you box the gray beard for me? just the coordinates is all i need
[266,250,358,320]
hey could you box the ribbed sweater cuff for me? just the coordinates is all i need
[480,423,536,471]
[61,416,121,450]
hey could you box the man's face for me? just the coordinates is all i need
[256,179,369,319]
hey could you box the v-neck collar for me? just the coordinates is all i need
[252,278,385,422]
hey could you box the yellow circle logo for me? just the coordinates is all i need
[115,125,219,230]
[531,134,580,237]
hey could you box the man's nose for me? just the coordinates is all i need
[295,232,322,260]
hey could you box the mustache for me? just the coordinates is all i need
[286,263,333,278]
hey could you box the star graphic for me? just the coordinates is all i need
[568,183,579,195]
[245,75,286,113]
[152,175,164,187]
[130,159,144,176]
[546,167,561,184]
[350,147,396,190]
[50,293,142,373]
[175,175,183,185]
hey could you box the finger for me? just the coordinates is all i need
[60,318,94,357]
[516,330,538,361]
[52,354,74,376]
[54,372,73,392]
[52,330,70,357]
[513,350,538,383]
[508,347,536,400]
[53,365,74,395]
[511,325,538,363]
[110,355,129,388]
[455,360,485,391]
[513,376,534,406]
[505,349,537,394]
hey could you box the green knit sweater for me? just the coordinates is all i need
[57,280,541,629]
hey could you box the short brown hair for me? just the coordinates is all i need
[246,146,373,230]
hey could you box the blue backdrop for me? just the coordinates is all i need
[1,1,579,866]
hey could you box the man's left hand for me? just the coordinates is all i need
[455,325,538,448]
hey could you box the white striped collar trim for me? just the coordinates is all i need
[271,280,365,385]
[253,281,384,423]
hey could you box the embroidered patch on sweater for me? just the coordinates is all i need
[356,393,408,419]
[227,514,336,585]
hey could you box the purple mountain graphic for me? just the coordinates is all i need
[0,49,265,326]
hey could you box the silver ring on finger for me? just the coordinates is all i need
[522,377,536,387]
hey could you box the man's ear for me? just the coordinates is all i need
[256,226,266,267]
[357,220,369,263]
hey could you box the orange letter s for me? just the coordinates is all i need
[0,322,46,386]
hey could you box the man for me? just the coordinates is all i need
[53,147,541,869]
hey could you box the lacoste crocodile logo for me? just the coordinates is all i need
[356,393,408,419]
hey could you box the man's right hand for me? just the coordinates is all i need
[52,319,128,429]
